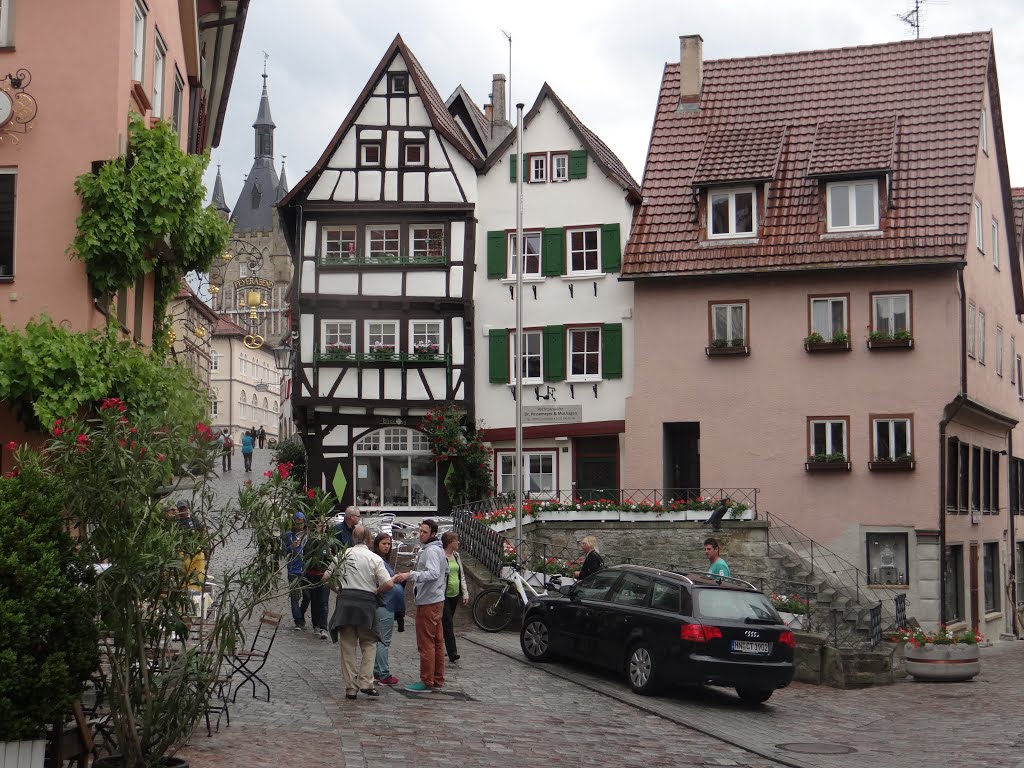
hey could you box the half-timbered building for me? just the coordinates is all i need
[279,35,482,512]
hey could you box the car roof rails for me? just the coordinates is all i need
[678,570,758,591]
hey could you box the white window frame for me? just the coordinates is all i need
[210,398,219,418]
[566,227,601,276]
[967,302,976,358]
[238,390,247,420]
[978,311,986,364]
[403,142,425,166]
[152,31,166,118]
[508,231,542,278]
[981,107,988,154]
[410,225,444,261]
[210,350,219,372]
[322,320,355,353]
[238,263,248,278]
[826,180,879,232]
[810,296,848,338]
[529,154,547,183]
[552,153,569,182]
[873,417,912,461]
[498,451,557,500]
[172,68,184,136]
[711,302,746,344]
[353,427,437,511]
[872,293,910,336]
[239,356,246,376]
[1018,355,1023,399]
[0,0,12,47]
[132,0,147,82]
[365,320,399,352]
[975,199,984,251]
[323,226,357,261]
[810,418,848,457]
[409,320,443,354]
[997,326,1004,377]
[567,327,602,382]
[708,187,756,238]
[510,330,543,384]
[367,226,400,259]
[992,219,1000,269]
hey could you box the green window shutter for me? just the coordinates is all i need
[509,154,517,183]
[542,228,565,276]
[569,150,588,179]
[486,231,507,279]
[489,329,510,383]
[543,325,566,381]
[600,223,622,273]
[602,323,623,379]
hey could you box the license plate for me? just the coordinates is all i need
[732,640,771,654]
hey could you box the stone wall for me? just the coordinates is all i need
[519,520,773,581]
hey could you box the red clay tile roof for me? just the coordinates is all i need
[214,316,249,337]
[806,116,898,178]
[623,32,996,277]
[692,125,786,186]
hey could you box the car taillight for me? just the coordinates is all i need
[680,623,722,642]
[778,630,796,648]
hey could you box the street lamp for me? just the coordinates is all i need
[272,343,294,372]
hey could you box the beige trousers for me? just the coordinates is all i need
[338,625,377,693]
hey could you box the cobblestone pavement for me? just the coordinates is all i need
[181,457,1024,768]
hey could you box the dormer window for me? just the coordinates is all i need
[708,188,755,238]
[826,180,878,232]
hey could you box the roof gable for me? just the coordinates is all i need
[484,82,641,201]
[278,35,482,209]
[623,32,1001,279]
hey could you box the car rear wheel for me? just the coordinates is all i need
[626,642,660,695]
[736,687,773,704]
[520,616,554,662]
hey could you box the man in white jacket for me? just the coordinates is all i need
[393,519,447,692]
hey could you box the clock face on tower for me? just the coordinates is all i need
[0,90,13,128]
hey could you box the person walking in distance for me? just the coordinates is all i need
[218,428,232,471]
[704,537,731,577]
[392,519,447,692]
[283,511,309,630]
[325,525,394,700]
[241,429,255,472]
[257,425,266,449]
[440,531,469,663]
[371,532,403,686]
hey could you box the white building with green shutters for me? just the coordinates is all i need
[474,83,641,500]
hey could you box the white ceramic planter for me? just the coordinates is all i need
[0,740,46,768]
[777,611,810,630]
[905,643,981,681]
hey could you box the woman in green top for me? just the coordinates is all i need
[440,530,469,662]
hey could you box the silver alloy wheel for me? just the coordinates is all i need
[523,620,549,657]
[629,646,652,688]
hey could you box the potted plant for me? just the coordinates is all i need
[805,452,851,471]
[770,593,811,630]
[370,342,395,360]
[0,453,98,768]
[804,330,852,352]
[413,340,440,359]
[706,336,749,356]
[903,625,982,681]
[868,328,914,350]
[322,342,351,360]
[869,452,916,471]
[24,400,287,768]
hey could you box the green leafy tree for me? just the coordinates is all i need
[420,404,494,505]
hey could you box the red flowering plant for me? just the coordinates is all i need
[889,625,985,647]
[16,401,288,767]
[420,404,494,505]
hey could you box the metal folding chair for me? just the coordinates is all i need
[228,610,282,703]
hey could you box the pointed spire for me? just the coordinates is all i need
[210,165,230,213]
[275,157,290,203]
[253,72,275,130]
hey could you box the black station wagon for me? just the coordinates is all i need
[519,564,795,703]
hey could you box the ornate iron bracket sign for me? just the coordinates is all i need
[224,239,271,349]
[0,69,37,143]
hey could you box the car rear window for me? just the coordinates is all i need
[695,589,778,622]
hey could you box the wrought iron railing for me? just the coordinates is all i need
[314,350,450,365]
[517,488,760,512]
[319,251,447,267]
[764,510,909,648]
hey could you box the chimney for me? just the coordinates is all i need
[491,73,508,126]
[484,103,493,122]
[679,34,703,111]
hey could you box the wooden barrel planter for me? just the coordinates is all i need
[904,643,980,681]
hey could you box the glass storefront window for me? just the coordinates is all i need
[353,427,437,510]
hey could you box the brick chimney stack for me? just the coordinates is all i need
[491,73,509,128]
[679,35,703,111]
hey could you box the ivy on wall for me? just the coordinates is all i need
[419,404,494,505]
[68,114,231,342]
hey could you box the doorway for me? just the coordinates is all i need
[574,436,618,502]
[664,422,700,499]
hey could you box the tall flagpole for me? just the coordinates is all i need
[514,102,525,554]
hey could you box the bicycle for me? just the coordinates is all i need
[471,562,564,632]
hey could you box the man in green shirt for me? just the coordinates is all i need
[704,537,731,578]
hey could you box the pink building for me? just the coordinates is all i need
[623,32,1024,636]
[0,1,248,448]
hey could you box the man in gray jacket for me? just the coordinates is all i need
[393,519,446,692]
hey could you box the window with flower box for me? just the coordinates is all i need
[323,227,357,263]
[366,321,398,356]
[410,320,442,357]
[707,300,748,354]
[498,451,556,499]
[870,416,913,470]
[869,292,912,347]
[809,295,848,341]
[411,225,444,262]
[368,226,400,261]
[322,320,355,357]
[806,417,849,469]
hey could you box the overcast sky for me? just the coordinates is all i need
[205,0,1024,209]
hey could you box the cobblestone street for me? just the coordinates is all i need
[182,452,1024,768]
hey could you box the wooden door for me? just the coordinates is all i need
[969,542,980,631]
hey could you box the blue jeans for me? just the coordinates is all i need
[374,607,394,679]
[288,573,310,627]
